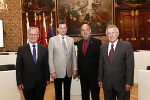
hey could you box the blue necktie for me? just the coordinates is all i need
[32,45,36,64]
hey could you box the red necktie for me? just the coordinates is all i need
[108,44,114,62]
[83,40,87,56]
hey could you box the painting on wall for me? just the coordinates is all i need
[57,0,114,36]
[22,0,55,11]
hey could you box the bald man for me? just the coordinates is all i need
[77,24,102,100]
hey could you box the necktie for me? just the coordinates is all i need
[62,37,67,52]
[83,40,87,56]
[32,45,36,64]
[108,44,114,62]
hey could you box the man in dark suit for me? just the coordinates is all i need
[77,24,102,100]
[16,27,50,100]
[98,25,134,100]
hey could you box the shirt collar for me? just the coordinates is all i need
[29,42,38,47]
[58,34,66,39]
[109,39,118,47]
[83,37,91,42]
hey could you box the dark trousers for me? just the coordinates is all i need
[103,87,130,100]
[54,76,72,100]
[80,78,100,100]
[23,83,46,100]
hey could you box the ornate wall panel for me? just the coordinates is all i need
[0,0,22,51]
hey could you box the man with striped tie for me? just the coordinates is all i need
[98,25,134,100]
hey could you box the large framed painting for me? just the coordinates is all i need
[57,0,114,36]
[22,0,55,11]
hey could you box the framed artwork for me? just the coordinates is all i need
[22,0,55,11]
[57,0,114,36]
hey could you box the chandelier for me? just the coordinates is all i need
[0,0,7,10]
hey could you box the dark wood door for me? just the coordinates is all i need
[145,10,150,49]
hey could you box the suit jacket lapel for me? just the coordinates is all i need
[56,35,62,45]
[66,36,70,55]
[85,38,92,56]
[104,43,109,62]
[81,37,93,56]
[36,44,41,64]
[27,44,35,64]
[111,40,121,63]
[78,40,84,56]
[56,35,67,54]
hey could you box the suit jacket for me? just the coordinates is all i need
[98,40,134,92]
[77,37,102,79]
[48,35,77,78]
[16,44,50,89]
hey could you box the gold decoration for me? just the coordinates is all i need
[131,38,136,41]
[114,2,119,8]
[135,10,139,16]
[141,38,144,40]
[126,38,129,41]
[148,19,150,22]
[148,37,150,40]
[0,0,7,11]
[131,10,134,16]
[39,15,42,20]
[129,4,141,7]
[120,21,122,24]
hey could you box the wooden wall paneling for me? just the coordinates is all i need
[116,4,150,50]
[145,10,150,49]
[136,10,147,50]
[117,9,138,50]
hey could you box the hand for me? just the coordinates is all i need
[72,70,78,77]
[51,72,57,79]
[125,84,132,91]
[18,84,24,90]
[98,82,103,88]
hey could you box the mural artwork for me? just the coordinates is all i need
[57,0,113,36]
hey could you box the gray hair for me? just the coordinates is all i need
[27,27,40,35]
[106,25,119,34]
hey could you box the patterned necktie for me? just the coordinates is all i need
[32,45,36,64]
[62,37,67,52]
[83,40,87,56]
[108,44,114,62]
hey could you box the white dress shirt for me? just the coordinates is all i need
[29,42,38,60]
[108,39,118,56]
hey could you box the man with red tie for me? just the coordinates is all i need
[98,25,134,100]
[77,24,102,100]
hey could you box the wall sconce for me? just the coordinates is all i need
[0,0,7,11]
